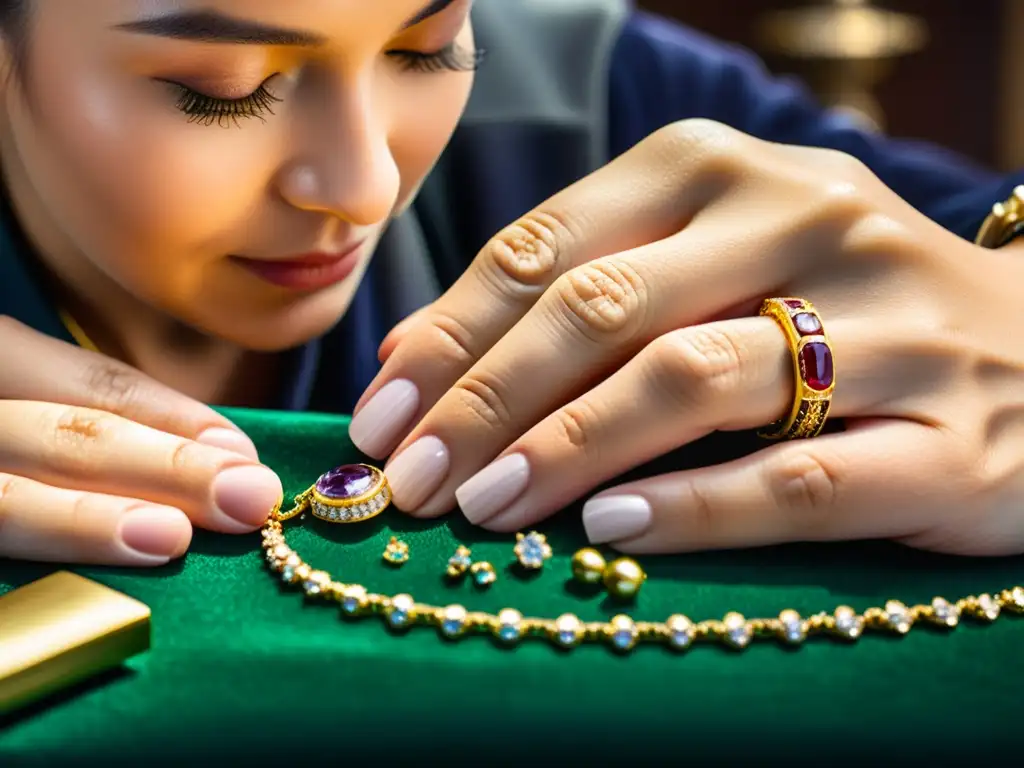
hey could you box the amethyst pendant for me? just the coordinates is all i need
[309,464,391,523]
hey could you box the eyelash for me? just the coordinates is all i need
[168,43,486,127]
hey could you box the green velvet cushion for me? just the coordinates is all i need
[2,408,1022,762]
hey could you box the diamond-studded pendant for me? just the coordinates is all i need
[309,464,392,523]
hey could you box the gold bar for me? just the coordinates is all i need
[0,571,151,715]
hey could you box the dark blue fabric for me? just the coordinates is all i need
[303,11,1024,414]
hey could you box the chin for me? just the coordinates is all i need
[214,288,360,352]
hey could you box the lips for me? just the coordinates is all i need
[232,240,366,291]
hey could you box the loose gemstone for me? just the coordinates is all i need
[608,615,638,652]
[778,609,806,644]
[514,532,552,569]
[884,600,912,634]
[723,612,751,649]
[448,551,471,571]
[978,594,1000,621]
[799,342,834,390]
[793,312,823,336]
[666,614,695,650]
[387,594,416,628]
[554,614,583,647]
[315,464,378,500]
[931,597,960,627]
[833,606,863,639]
[440,605,468,638]
[473,564,497,586]
[497,609,523,643]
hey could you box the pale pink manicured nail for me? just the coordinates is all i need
[212,465,284,530]
[196,427,260,461]
[384,436,450,511]
[582,495,653,544]
[456,454,530,525]
[349,379,420,457]
[119,506,192,560]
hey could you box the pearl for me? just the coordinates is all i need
[602,557,647,600]
[570,547,606,585]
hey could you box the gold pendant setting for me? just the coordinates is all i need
[306,463,391,523]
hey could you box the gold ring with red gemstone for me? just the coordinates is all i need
[758,297,834,440]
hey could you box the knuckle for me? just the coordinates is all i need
[816,147,870,179]
[554,399,602,453]
[552,259,647,340]
[647,326,746,408]
[841,212,919,263]
[655,119,748,181]
[80,358,145,415]
[42,406,117,473]
[766,451,839,532]
[426,313,479,369]
[681,479,720,539]
[452,373,513,430]
[482,209,578,291]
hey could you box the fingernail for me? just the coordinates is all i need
[582,495,653,544]
[456,453,530,525]
[212,465,283,529]
[197,427,260,461]
[384,436,450,511]
[350,379,420,457]
[119,506,192,559]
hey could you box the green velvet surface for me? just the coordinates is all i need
[2,408,1023,763]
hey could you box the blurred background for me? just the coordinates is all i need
[637,0,1020,171]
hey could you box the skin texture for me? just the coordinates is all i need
[1,0,475,401]
[0,0,476,565]
[352,121,1024,558]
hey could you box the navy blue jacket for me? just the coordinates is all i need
[1,8,1021,414]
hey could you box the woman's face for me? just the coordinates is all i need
[0,0,476,350]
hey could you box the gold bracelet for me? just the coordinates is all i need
[261,507,1024,654]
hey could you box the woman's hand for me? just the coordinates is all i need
[0,318,282,566]
[351,119,1024,557]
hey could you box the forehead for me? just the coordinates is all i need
[82,0,457,36]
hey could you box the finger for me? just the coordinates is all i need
[450,316,796,530]
[0,473,192,566]
[0,401,283,534]
[382,205,833,515]
[0,317,259,460]
[586,419,948,554]
[377,307,430,364]
[453,307,922,532]
[350,120,759,457]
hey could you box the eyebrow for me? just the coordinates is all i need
[113,1,461,46]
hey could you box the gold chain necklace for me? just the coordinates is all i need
[60,307,1024,650]
[262,498,1024,653]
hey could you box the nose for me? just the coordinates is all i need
[277,78,400,227]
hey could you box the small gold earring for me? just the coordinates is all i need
[603,557,647,600]
[382,536,409,566]
[571,547,606,585]
[513,531,552,570]
[446,545,473,578]
[470,561,497,588]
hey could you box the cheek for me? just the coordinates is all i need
[13,29,279,294]
[389,73,474,207]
